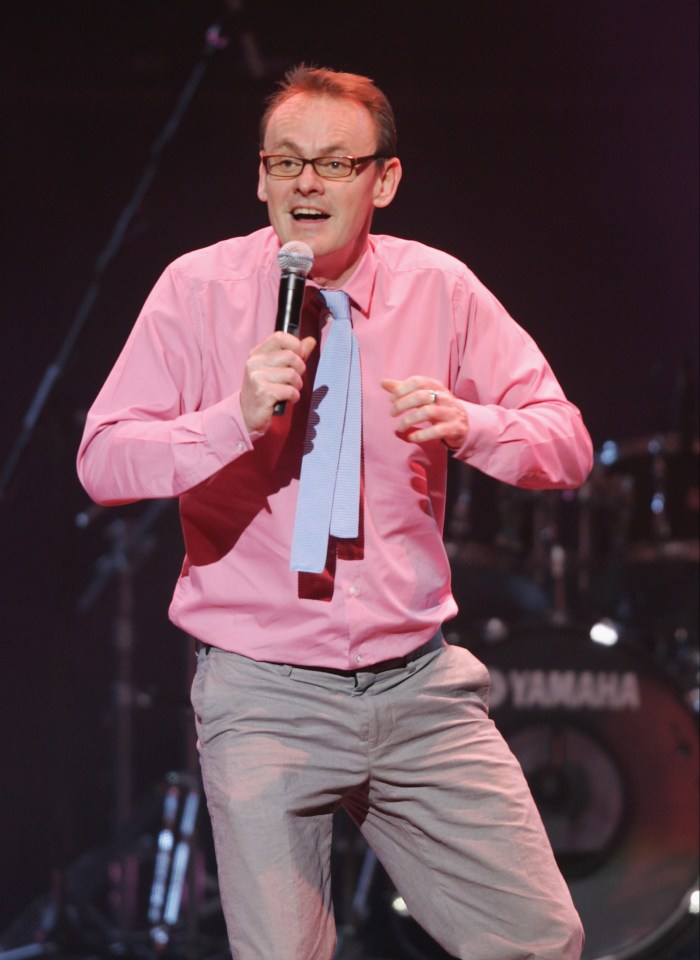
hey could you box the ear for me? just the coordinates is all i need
[373,157,402,210]
[257,160,268,202]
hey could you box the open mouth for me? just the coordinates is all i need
[292,208,330,222]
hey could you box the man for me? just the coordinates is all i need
[78,65,592,960]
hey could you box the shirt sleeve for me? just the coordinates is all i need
[449,271,593,489]
[76,262,254,505]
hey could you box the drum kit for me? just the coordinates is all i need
[146,432,695,960]
[389,431,699,960]
[4,434,695,960]
[444,429,699,696]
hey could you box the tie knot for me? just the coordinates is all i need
[320,289,351,321]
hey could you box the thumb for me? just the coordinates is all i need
[381,378,400,394]
[299,336,317,360]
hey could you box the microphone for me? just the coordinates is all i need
[273,241,314,416]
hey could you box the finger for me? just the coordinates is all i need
[299,336,317,360]
[399,408,468,448]
[248,364,308,401]
[242,367,307,431]
[255,330,310,356]
[248,348,308,377]
[389,384,446,416]
[380,376,426,399]
[397,387,441,412]
[395,401,443,434]
[403,425,441,444]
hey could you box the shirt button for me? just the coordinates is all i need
[348,585,358,597]
[236,441,246,452]
[354,654,363,664]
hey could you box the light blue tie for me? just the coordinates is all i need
[290,290,361,573]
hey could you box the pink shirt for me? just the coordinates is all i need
[77,227,593,668]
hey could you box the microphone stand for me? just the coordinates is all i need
[0,11,234,502]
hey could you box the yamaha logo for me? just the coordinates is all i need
[488,668,642,711]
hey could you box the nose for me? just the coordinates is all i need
[295,161,325,193]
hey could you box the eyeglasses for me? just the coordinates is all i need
[260,152,384,180]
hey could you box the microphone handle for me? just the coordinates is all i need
[273,272,306,416]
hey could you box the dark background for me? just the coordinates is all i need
[1,0,697,953]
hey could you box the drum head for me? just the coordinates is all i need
[475,624,699,960]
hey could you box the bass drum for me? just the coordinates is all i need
[384,625,699,960]
[479,624,698,959]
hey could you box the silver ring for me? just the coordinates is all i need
[429,390,438,404]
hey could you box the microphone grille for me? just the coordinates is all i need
[278,241,314,276]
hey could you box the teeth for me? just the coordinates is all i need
[292,208,329,220]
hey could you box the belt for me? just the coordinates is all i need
[194,629,445,675]
[336,629,445,676]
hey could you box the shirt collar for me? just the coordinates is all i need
[332,240,376,317]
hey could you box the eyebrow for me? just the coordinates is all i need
[270,138,350,156]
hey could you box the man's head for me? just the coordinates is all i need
[257,65,402,287]
[259,65,398,159]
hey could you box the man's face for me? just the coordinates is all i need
[258,93,401,286]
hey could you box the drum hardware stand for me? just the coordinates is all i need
[341,842,452,960]
[530,491,556,589]
[549,543,568,625]
[575,480,593,600]
[0,778,214,960]
[0,507,165,960]
[75,507,221,959]
[77,502,171,935]
[333,830,450,960]
[333,836,379,959]
[147,774,201,953]
[530,491,572,625]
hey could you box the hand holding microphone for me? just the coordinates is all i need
[240,242,315,433]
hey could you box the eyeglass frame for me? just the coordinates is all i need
[259,151,387,180]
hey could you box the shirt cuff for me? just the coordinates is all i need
[450,401,500,461]
[200,391,258,463]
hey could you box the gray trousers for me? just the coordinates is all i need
[191,636,584,960]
